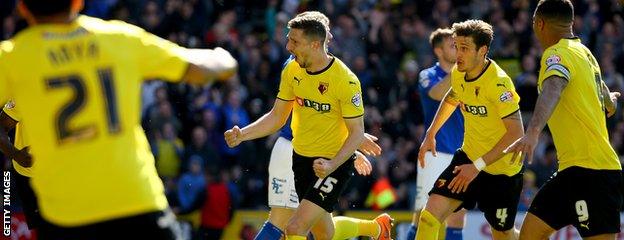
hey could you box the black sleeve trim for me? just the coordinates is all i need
[276,97,294,101]
[343,114,364,119]
[501,109,520,119]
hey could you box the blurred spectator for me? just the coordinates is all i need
[518,170,538,211]
[155,122,184,179]
[218,90,250,165]
[183,126,222,174]
[199,170,233,240]
[175,156,207,235]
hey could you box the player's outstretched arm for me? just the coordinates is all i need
[224,98,293,148]
[418,87,460,167]
[313,116,365,178]
[505,75,568,164]
[182,47,238,85]
[482,110,524,165]
[428,74,452,101]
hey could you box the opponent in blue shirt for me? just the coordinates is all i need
[407,28,465,240]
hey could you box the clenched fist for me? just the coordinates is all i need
[224,125,243,147]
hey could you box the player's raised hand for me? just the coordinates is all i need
[504,133,537,165]
[313,158,336,178]
[354,151,373,176]
[224,125,243,148]
[210,47,238,81]
[606,91,620,117]
[359,133,381,156]
[418,136,437,168]
[186,47,238,82]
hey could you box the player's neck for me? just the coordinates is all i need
[544,28,574,49]
[466,58,489,80]
[306,52,332,73]
[32,13,77,25]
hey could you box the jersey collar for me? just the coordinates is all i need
[464,58,492,82]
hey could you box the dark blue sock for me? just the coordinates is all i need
[406,224,417,240]
[446,227,463,240]
[254,221,284,240]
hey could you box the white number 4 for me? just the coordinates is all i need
[496,208,508,226]
[314,177,338,193]
[575,200,589,222]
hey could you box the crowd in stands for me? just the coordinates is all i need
[2,0,623,237]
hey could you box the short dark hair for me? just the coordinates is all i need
[535,0,574,24]
[429,28,453,49]
[452,20,494,50]
[287,11,328,42]
[22,0,73,17]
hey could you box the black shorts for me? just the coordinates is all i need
[430,150,523,231]
[39,210,181,240]
[292,151,355,213]
[11,168,42,229]
[528,166,623,237]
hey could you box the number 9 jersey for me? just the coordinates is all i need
[0,16,188,226]
[537,37,620,171]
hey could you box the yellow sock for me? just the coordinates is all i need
[438,221,446,240]
[416,210,441,240]
[332,216,380,239]
[285,235,306,240]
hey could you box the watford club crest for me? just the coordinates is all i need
[318,82,328,94]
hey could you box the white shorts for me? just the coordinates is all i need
[268,137,299,209]
[414,151,454,210]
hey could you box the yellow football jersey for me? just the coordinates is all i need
[2,100,31,177]
[278,57,364,158]
[0,16,188,226]
[538,38,620,171]
[450,60,522,176]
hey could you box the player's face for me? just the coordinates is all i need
[440,37,457,64]
[454,36,485,72]
[286,29,314,68]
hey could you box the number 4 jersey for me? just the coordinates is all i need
[537,37,620,171]
[0,16,188,226]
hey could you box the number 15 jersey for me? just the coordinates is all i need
[0,16,188,226]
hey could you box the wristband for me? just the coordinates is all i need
[473,157,486,171]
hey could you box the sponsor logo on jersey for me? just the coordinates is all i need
[296,96,331,112]
[351,93,361,107]
[499,91,513,102]
[461,102,488,116]
[546,54,561,66]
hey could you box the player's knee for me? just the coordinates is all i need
[518,227,549,240]
[446,211,466,228]
[285,219,305,236]
[491,228,517,240]
[268,209,294,231]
